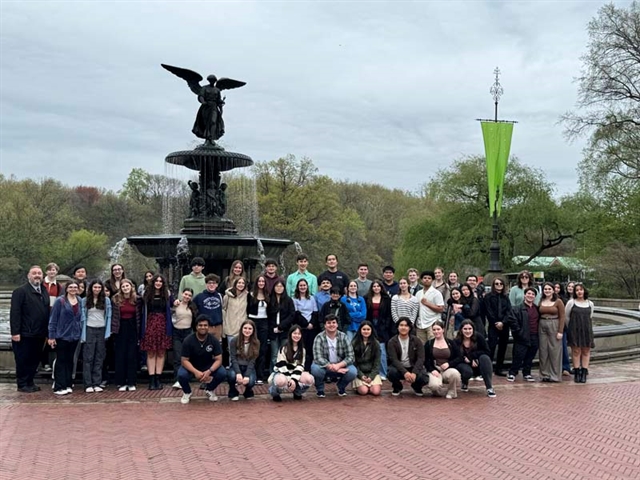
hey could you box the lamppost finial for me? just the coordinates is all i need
[490,67,503,121]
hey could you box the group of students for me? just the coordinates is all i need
[9,254,595,401]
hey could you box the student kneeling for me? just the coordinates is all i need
[227,320,259,401]
[178,315,226,404]
[424,320,462,399]
[310,314,357,397]
[387,317,428,396]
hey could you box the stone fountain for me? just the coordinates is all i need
[127,64,291,285]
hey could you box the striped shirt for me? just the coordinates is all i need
[391,294,419,324]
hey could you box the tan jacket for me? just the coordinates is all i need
[222,289,248,337]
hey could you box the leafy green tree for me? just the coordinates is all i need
[395,156,585,275]
[40,229,109,275]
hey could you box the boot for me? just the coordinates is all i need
[148,375,155,390]
[574,368,581,383]
[156,374,163,390]
[580,368,588,383]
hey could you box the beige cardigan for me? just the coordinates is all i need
[222,289,248,337]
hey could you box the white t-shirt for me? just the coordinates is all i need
[399,337,411,368]
[416,286,444,329]
[327,336,339,364]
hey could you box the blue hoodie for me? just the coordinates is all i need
[49,296,82,341]
[193,289,223,326]
[340,295,367,332]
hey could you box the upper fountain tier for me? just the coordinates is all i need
[165,142,253,171]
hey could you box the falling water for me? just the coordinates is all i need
[100,237,128,280]
[223,168,259,236]
[278,252,287,277]
[172,235,191,294]
[256,238,266,272]
[294,242,303,254]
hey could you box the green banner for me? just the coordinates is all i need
[481,121,513,217]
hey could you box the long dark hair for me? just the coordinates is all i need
[109,263,126,286]
[86,279,106,310]
[455,319,477,349]
[144,274,169,304]
[459,283,474,305]
[365,279,386,310]
[179,288,198,328]
[490,277,507,296]
[284,325,304,364]
[251,275,267,299]
[236,320,260,360]
[541,282,558,302]
[294,279,310,300]
[229,276,247,297]
[269,280,289,307]
[448,287,462,306]
[352,320,379,358]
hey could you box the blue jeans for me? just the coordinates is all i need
[227,365,256,398]
[310,363,357,394]
[177,365,226,394]
[347,330,356,342]
[379,342,388,378]
[270,336,285,371]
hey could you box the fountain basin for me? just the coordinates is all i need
[127,234,291,261]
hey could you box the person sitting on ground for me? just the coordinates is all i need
[177,315,226,404]
[352,320,382,396]
[310,314,357,398]
[268,325,315,402]
[455,320,496,397]
[227,319,259,401]
[386,317,428,397]
[424,320,462,399]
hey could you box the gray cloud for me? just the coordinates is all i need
[2,1,623,196]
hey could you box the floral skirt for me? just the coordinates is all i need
[140,313,172,353]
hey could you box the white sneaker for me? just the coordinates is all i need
[85,387,95,393]
[230,396,240,401]
[473,376,483,381]
[127,385,136,392]
[54,389,68,396]
[66,387,73,394]
[206,390,218,402]
[172,381,181,389]
[445,392,454,399]
[380,376,387,381]
[180,392,192,404]
[118,385,128,392]
[93,386,104,392]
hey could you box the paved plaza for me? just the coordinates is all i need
[1,361,639,480]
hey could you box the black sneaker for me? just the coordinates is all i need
[461,383,469,392]
[272,394,282,402]
[487,388,496,398]
[316,391,326,398]
[391,388,401,396]
[507,374,516,382]
[293,393,303,400]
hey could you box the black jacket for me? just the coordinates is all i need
[10,283,50,337]
[455,334,491,361]
[246,293,268,318]
[365,295,393,343]
[267,297,296,339]
[484,292,511,328]
[508,303,539,346]
[387,335,426,376]
[319,300,351,332]
[424,338,463,372]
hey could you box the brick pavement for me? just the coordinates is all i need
[1,361,640,480]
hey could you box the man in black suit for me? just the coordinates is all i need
[10,265,50,392]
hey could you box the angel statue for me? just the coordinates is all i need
[161,64,246,144]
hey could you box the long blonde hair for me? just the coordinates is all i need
[113,278,138,306]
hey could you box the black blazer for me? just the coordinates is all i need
[10,283,50,337]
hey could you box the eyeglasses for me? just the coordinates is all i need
[521,275,529,278]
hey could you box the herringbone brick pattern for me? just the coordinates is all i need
[1,362,640,479]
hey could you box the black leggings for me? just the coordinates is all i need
[457,354,493,389]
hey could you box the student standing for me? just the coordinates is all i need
[484,277,511,376]
[382,266,399,297]
[140,275,174,390]
[293,279,319,371]
[538,282,566,383]
[355,263,372,298]
[81,280,112,392]
[415,271,445,344]
[170,288,198,389]
[507,287,540,382]
[268,280,296,370]
[111,279,140,391]
[566,284,595,383]
[365,280,392,380]
[247,276,270,384]
[48,281,82,395]
[391,278,419,327]
[178,257,206,298]
[193,274,224,340]
[317,254,349,294]
[286,254,317,297]
[341,280,367,342]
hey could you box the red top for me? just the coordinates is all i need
[371,300,380,320]
[119,300,136,319]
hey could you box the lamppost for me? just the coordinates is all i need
[477,68,517,273]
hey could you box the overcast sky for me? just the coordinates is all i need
[1,1,627,197]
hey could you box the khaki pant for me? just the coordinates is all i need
[416,326,434,345]
[428,368,461,397]
[208,325,223,342]
[539,318,562,382]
